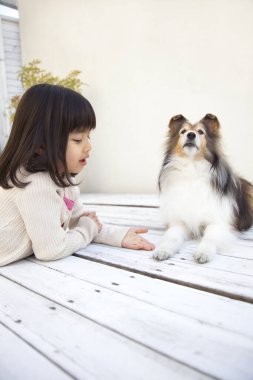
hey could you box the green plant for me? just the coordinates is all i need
[9,59,84,123]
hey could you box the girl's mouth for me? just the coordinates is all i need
[79,159,87,166]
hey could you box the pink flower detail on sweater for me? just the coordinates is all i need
[63,196,75,211]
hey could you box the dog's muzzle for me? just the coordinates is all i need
[183,132,198,149]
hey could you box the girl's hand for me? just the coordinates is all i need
[122,228,155,251]
[83,211,102,232]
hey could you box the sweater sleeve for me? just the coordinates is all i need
[93,224,129,247]
[15,174,98,261]
[68,186,129,247]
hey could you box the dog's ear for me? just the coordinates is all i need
[169,115,187,130]
[201,114,220,133]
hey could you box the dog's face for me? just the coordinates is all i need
[167,114,221,160]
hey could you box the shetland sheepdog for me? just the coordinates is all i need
[153,114,253,263]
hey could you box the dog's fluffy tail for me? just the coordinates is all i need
[233,177,253,231]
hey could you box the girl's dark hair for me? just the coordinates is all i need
[0,84,96,188]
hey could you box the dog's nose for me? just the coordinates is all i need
[187,132,196,140]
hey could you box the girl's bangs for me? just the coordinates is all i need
[68,93,96,133]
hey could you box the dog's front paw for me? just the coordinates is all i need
[193,251,211,264]
[153,249,171,261]
[153,243,176,261]
[193,243,215,264]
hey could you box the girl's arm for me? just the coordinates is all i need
[93,224,129,247]
[68,187,88,229]
[69,196,130,247]
[69,188,155,250]
[15,174,99,261]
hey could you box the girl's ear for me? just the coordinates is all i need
[200,114,220,133]
[168,114,187,130]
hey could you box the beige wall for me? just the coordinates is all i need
[18,0,253,193]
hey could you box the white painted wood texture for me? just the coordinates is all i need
[0,323,72,380]
[0,16,22,149]
[80,193,160,207]
[1,259,253,380]
[0,194,253,379]
[77,201,253,303]
[0,273,209,380]
[77,240,253,302]
[26,257,253,339]
[1,17,22,100]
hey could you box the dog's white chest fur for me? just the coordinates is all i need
[160,158,233,234]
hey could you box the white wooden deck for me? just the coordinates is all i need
[1,194,253,380]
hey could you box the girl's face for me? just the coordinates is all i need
[66,129,92,174]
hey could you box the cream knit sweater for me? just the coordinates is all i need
[0,170,129,266]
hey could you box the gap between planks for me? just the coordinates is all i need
[83,203,159,209]
[0,320,77,380]
[74,252,253,305]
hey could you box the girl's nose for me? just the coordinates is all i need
[84,139,91,152]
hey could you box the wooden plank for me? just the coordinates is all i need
[0,323,72,380]
[0,275,203,380]
[80,193,159,207]
[140,230,253,260]
[4,43,21,53]
[3,63,19,73]
[76,242,253,303]
[2,19,19,33]
[75,199,253,301]
[4,51,21,60]
[2,30,19,39]
[2,30,18,40]
[1,17,22,104]
[4,57,21,65]
[79,203,253,241]
[80,204,165,229]
[1,260,253,380]
[78,201,253,260]
[174,240,253,266]
[27,256,253,339]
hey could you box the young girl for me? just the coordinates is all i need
[0,84,154,267]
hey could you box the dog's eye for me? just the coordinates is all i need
[180,129,187,134]
[198,130,204,135]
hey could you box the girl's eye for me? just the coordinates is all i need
[198,130,204,135]
[73,139,82,143]
[180,129,186,134]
